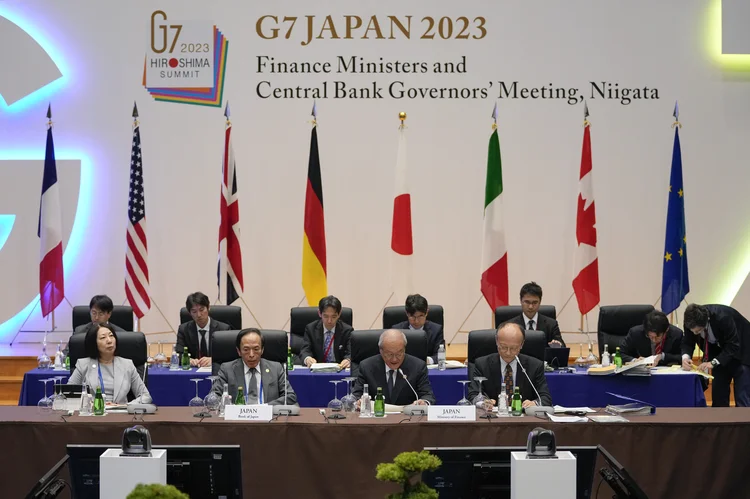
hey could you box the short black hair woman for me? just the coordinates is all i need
[68,322,152,404]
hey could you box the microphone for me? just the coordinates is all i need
[515,355,553,417]
[399,368,427,416]
[273,361,299,416]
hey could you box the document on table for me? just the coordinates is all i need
[548,414,588,423]
[196,366,212,373]
[553,405,595,413]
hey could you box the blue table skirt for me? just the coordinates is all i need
[19,366,706,408]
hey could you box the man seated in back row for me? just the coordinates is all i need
[301,295,353,369]
[176,292,231,367]
[64,295,125,356]
[391,294,445,365]
[353,329,435,406]
[621,310,683,366]
[507,282,565,347]
[469,322,552,408]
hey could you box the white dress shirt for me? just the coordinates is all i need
[682,324,719,365]
[243,363,263,404]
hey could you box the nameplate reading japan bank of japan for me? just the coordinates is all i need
[224,404,273,422]
[428,405,476,422]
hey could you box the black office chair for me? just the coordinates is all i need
[494,305,557,327]
[349,329,428,378]
[179,305,242,330]
[382,305,444,329]
[211,329,289,375]
[72,305,134,331]
[68,330,148,401]
[288,306,354,358]
[597,305,655,357]
[466,329,547,378]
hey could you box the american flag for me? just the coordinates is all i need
[125,106,151,318]
[217,104,244,304]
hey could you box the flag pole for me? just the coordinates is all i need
[280,295,307,330]
[368,291,394,329]
[447,293,484,344]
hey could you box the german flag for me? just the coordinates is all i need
[302,109,327,305]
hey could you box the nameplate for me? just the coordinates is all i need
[427,405,476,422]
[224,404,273,422]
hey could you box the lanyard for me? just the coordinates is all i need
[245,369,263,404]
[97,362,104,391]
[703,334,709,362]
[323,331,335,360]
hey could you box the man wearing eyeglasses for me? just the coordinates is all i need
[352,329,435,406]
[468,322,552,408]
[621,310,683,367]
[681,303,750,407]
[507,282,565,347]
[64,295,126,356]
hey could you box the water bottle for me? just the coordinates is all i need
[360,383,373,418]
[374,387,385,417]
[54,343,63,369]
[287,346,294,371]
[79,382,92,415]
[170,345,179,370]
[614,347,623,368]
[93,387,105,416]
[601,344,611,367]
[219,386,232,417]
[510,386,523,416]
[437,344,446,371]
[498,383,509,416]
[181,347,191,370]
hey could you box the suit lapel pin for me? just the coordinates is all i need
[265,368,270,373]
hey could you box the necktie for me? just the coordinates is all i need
[388,369,395,398]
[323,331,334,362]
[504,364,513,400]
[528,320,535,330]
[247,369,258,404]
[199,330,208,358]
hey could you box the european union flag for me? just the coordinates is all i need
[661,104,689,314]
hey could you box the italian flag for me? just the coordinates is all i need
[481,107,509,310]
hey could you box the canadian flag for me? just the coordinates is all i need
[572,110,600,315]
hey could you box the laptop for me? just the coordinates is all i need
[544,347,570,369]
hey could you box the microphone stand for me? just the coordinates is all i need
[274,362,299,416]
[515,355,553,417]
[399,369,428,417]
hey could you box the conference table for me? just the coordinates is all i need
[3,406,749,499]
[19,365,707,407]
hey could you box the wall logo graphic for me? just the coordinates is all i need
[0,16,62,109]
[142,10,229,107]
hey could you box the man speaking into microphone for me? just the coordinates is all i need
[469,322,552,408]
[353,329,435,406]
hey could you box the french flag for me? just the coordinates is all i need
[38,111,64,318]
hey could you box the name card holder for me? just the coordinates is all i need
[224,404,273,421]
[427,405,476,422]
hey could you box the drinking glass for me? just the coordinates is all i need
[37,344,51,369]
[154,341,167,369]
[457,380,472,406]
[327,380,344,418]
[473,376,490,417]
[340,377,357,413]
[188,378,205,414]
[575,344,588,367]
[146,343,155,370]
[203,376,221,415]
[51,376,67,412]
[38,379,53,414]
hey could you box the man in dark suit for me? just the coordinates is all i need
[682,303,750,407]
[176,292,230,368]
[469,322,552,407]
[621,310,683,366]
[211,329,297,405]
[353,329,435,406]
[64,295,125,356]
[301,295,353,369]
[391,294,445,364]
[508,282,565,347]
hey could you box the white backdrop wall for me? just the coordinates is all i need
[1,0,749,344]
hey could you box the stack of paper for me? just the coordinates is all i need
[427,360,465,369]
[548,414,588,423]
[310,363,341,373]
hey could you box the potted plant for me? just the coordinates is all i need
[126,483,189,498]
[376,450,442,499]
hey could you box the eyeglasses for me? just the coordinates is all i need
[497,344,522,354]
[381,350,405,361]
